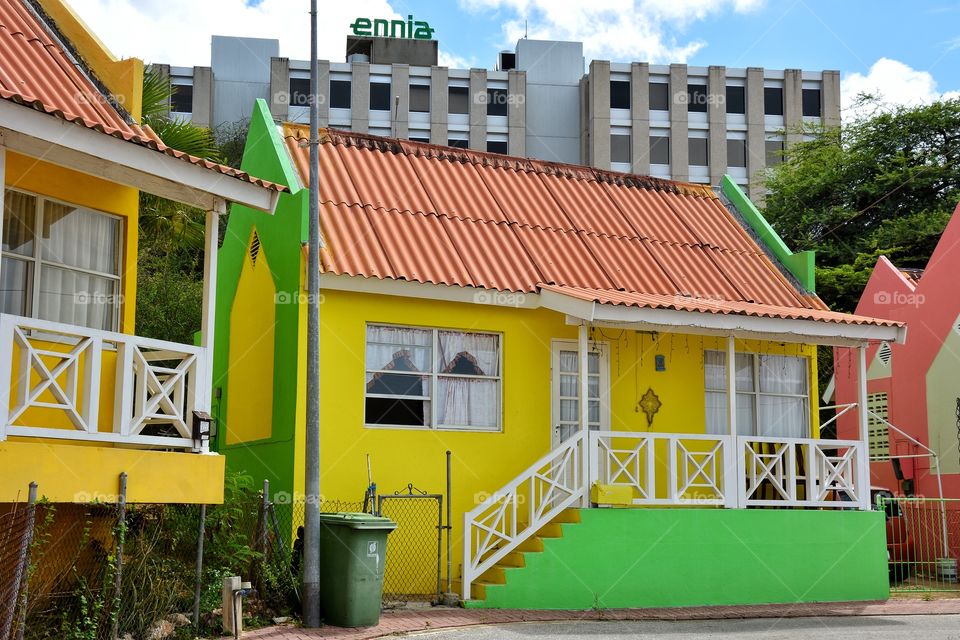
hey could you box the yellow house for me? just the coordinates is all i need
[215,101,906,610]
[0,0,282,507]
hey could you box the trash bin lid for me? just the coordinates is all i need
[316,512,398,530]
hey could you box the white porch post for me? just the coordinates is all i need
[856,344,872,510]
[579,322,590,507]
[198,198,224,417]
[725,335,739,508]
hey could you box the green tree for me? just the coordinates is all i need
[135,67,220,344]
[762,97,960,313]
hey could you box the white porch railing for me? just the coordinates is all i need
[0,314,208,451]
[461,430,587,600]
[462,429,868,599]
[590,431,734,506]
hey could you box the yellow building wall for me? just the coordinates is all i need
[296,288,819,588]
[225,231,277,445]
[0,440,224,503]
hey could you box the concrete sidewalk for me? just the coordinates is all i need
[243,599,960,639]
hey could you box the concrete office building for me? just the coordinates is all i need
[159,34,839,198]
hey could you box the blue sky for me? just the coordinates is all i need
[416,1,959,92]
[74,0,959,112]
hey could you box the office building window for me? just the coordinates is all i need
[689,138,708,166]
[448,138,469,149]
[650,136,670,164]
[170,83,192,113]
[726,139,747,168]
[611,134,631,164]
[370,82,392,111]
[410,136,430,143]
[449,86,469,114]
[802,88,822,117]
[410,84,430,113]
[764,87,784,116]
[288,78,310,107]
[487,140,508,154]
[726,85,745,114]
[487,89,508,117]
[610,80,630,109]
[649,82,669,111]
[687,84,707,113]
[765,140,785,166]
[330,79,351,109]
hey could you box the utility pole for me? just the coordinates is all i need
[302,0,322,627]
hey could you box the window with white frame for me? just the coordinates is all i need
[704,350,809,438]
[1,189,122,331]
[364,324,501,430]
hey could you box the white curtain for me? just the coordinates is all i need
[38,267,115,331]
[365,325,432,372]
[704,351,757,435]
[436,330,499,429]
[758,355,808,437]
[41,202,118,274]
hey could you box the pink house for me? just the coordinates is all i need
[833,202,960,504]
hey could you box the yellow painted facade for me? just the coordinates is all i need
[225,230,277,445]
[0,0,225,505]
[0,441,224,503]
[275,286,819,583]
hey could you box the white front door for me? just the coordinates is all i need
[550,340,610,448]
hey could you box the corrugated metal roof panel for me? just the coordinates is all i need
[581,234,676,295]
[475,164,575,232]
[365,208,474,287]
[645,241,744,301]
[334,144,435,214]
[512,225,615,290]
[440,217,542,293]
[600,181,699,245]
[319,202,395,280]
[408,154,509,224]
[708,248,806,308]
[541,175,637,238]
[664,192,756,252]
[541,284,905,328]
[279,125,900,332]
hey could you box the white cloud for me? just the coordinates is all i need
[458,0,764,63]
[67,0,401,66]
[842,58,960,120]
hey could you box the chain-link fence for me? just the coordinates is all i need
[878,496,960,593]
[2,476,450,639]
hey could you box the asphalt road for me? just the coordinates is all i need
[401,615,960,639]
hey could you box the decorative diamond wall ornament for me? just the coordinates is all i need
[638,387,662,427]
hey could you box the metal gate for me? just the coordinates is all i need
[878,496,960,593]
[377,486,442,606]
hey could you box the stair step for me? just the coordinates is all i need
[497,550,526,568]
[478,565,507,584]
[517,537,545,553]
[553,508,582,524]
[536,523,564,538]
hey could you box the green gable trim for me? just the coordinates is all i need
[469,508,888,609]
[721,175,816,292]
[212,99,305,497]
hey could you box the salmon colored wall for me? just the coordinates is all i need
[835,204,960,500]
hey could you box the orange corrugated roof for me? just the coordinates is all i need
[283,125,899,330]
[0,0,284,193]
[540,285,904,328]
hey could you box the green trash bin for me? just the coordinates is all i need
[317,512,397,628]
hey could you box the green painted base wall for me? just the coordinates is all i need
[472,509,888,609]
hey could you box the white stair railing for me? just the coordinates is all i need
[462,430,587,600]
